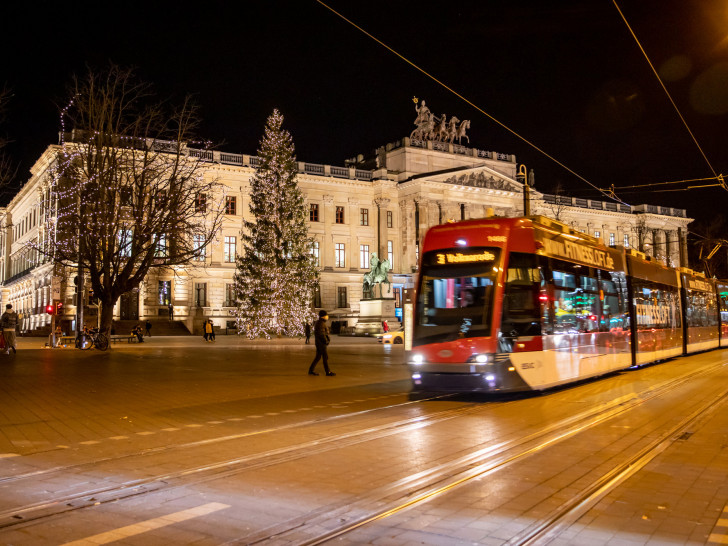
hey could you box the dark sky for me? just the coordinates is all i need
[2,1,727,223]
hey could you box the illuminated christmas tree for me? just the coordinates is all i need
[235,110,319,338]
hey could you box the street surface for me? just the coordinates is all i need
[0,335,727,545]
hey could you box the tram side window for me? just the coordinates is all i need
[552,264,599,333]
[633,280,681,329]
[685,289,718,327]
[719,289,728,322]
[501,252,541,337]
[600,272,628,331]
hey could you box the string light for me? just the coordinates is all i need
[234,109,319,339]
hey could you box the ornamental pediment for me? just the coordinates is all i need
[441,170,522,192]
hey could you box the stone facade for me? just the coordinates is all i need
[0,137,691,335]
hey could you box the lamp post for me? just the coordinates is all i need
[518,164,530,216]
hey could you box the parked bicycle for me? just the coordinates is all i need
[77,327,109,351]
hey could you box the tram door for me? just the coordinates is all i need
[120,291,139,320]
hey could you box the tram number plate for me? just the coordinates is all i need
[521,362,536,369]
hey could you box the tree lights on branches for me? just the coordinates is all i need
[234,110,319,339]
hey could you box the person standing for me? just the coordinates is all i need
[204,319,213,342]
[308,310,335,376]
[208,319,216,342]
[304,321,311,344]
[145,319,152,337]
[382,320,389,333]
[1,304,18,354]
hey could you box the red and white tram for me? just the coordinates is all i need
[410,216,725,392]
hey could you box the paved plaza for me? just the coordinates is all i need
[0,336,727,545]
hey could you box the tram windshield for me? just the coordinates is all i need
[414,248,500,346]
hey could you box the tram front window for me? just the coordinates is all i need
[415,266,497,345]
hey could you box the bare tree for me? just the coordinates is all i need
[537,183,570,221]
[40,65,224,334]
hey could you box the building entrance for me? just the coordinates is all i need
[120,290,139,320]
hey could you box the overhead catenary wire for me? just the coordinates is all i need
[612,0,721,185]
[315,0,627,205]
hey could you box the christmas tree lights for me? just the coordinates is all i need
[234,110,319,338]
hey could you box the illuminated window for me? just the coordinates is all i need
[624,234,630,248]
[224,236,236,263]
[158,280,171,305]
[594,231,600,238]
[335,206,345,224]
[360,208,369,226]
[193,234,205,261]
[118,229,133,257]
[310,241,320,266]
[225,283,236,307]
[155,234,168,258]
[360,244,370,268]
[335,243,345,268]
[388,240,393,267]
[225,196,237,215]
[609,233,615,246]
[310,203,319,222]
[195,193,207,213]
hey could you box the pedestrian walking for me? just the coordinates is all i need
[145,319,152,337]
[304,321,311,344]
[308,310,335,376]
[208,319,216,341]
[1,304,18,354]
[204,319,213,342]
[382,320,389,333]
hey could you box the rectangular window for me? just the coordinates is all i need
[118,229,133,257]
[609,233,615,246]
[158,280,171,305]
[360,208,369,226]
[388,240,393,267]
[335,206,345,224]
[195,282,207,307]
[335,243,345,268]
[225,196,237,215]
[624,234,630,248]
[195,193,207,213]
[313,286,322,308]
[310,203,319,222]
[193,234,205,261]
[394,287,402,308]
[310,241,320,266]
[337,286,348,308]
[155,234,168,258]
[360,244,370,268]
[225,283,236,307]
[224,236,236,263]
[387,210,393,228]
[594,230,600,238]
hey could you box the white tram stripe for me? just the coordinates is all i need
[60,502,230,545]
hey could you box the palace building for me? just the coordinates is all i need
[0,127,691,335]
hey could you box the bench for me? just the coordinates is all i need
[110,335,135,344]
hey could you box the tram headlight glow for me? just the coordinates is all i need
[475,354,489,363]
[412,354,424,364]
[412,373,421,380]
[485,374,496,381]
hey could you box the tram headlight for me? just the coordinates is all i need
[412,354,424,364]
[485,374,496,381]
[467,354,491,364]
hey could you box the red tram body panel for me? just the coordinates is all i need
[410,216,725,393]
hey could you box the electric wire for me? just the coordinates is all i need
[315,0,626,205]
[612,0,721,184]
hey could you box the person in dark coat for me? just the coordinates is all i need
[145,319,152,337]
[304,321,311,344]
[308,310,335,376]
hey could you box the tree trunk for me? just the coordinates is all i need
[99,297,115,336]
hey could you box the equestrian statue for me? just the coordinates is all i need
[363,253,391,299]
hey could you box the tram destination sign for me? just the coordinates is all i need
[541,237,615,270]
[424,248,499,267]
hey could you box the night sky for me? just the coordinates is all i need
[2,1,727,225]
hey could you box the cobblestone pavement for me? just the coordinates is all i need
[0,336,726,545]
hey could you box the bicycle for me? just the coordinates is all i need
[76,328,109,351]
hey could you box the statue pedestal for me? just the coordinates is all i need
[354,298,399,336]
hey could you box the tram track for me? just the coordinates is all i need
[2,360,725,542]
[231,360,727,545]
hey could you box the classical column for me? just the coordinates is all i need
[322,195,334,271]
[374,197,390,260]
[348,197,359,272]
[399,200,416,272]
